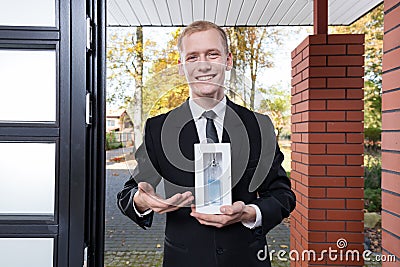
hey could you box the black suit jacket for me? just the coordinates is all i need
[117,98,296,267]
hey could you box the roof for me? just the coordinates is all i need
[107,0,382,27]
[106,109,126,118]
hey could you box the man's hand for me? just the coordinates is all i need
[134,182,194,214]
[190,201,256,228]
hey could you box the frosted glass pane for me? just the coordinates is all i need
[0,0,56,27]
[0,238,53,267]
[0,50,56,122]
[0,143,55,215]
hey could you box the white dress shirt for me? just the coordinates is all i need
[188,97,226,143]
[134,96,262,229]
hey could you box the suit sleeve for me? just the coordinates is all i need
[250,142,296,235]
[116,120,162,229]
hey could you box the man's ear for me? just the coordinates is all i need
[225,52,233,71]
[178,58,185,76]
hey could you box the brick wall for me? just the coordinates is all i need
[290,34,365,266]
[382,0,400,265]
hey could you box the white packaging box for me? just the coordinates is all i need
[194,143,232,214]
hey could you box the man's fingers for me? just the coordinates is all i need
[164,193,183,205]
[141,193,170,210]
[191,212,226,224]
[157,195,194,214]
[176,192,195,207]
[191,207,245,227]
[231,201,245,213]
[191,213,230,228]
[176,194,194,208]
[221,201,245,215]
[158,204,183,214]
[141,190,194,213]
[165,191,193,207]
[220,205,232,214]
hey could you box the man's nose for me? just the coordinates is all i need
[197,60,212,72]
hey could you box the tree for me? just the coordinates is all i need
[131,27,144,147]
[226,27,286,110]
[142,65,189,118]
[330,4,383,129]
[107,27,156,147]
[149,84,189,117]
[259,85,291,140]
[226,27,247,103]
[141,29,190,118]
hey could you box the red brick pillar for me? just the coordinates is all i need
[290,34,365,266]
[382,0,400,265]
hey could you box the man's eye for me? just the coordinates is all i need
[186,55,197,61]
[208,52,219,58]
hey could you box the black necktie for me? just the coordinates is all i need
[202,110,219,143]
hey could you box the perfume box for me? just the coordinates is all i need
[194,143,232,214]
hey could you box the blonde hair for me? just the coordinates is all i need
[177,21,229,54]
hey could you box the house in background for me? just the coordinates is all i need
[106,109,134,147]
[106,109,133,132]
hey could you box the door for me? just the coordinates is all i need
[0,0,105,266]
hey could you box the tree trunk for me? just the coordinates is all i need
[229,66,237,100]
[227,27,239,102]
[276,128,281,141]
[250,78,256,111]
[133,27,144,149]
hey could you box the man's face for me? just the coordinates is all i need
[179,29,232,100]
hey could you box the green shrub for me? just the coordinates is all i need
[364,188,381,212]
[364,154,381,190]
[364,127,381,142]
[364,150,381,212]
[106,132,123,150]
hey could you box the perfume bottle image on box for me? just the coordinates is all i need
[204,152,222,206]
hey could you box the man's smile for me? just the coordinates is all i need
[195,74,217,81]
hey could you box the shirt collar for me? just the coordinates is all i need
[189,96,227,122]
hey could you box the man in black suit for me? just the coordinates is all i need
[117,21,296,267]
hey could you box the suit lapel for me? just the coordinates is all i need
[168,100,199,162]
[179,120,199,161]
[223,98,247,163]
[223,99,250,185]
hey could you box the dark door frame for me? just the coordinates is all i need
[0,0,106,266]
[0,0,89,266]
[84,0,107,266]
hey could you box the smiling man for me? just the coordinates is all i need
[178,25,230,106]
[117,21,296,267]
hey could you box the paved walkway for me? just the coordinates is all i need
[105,148,290,265]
